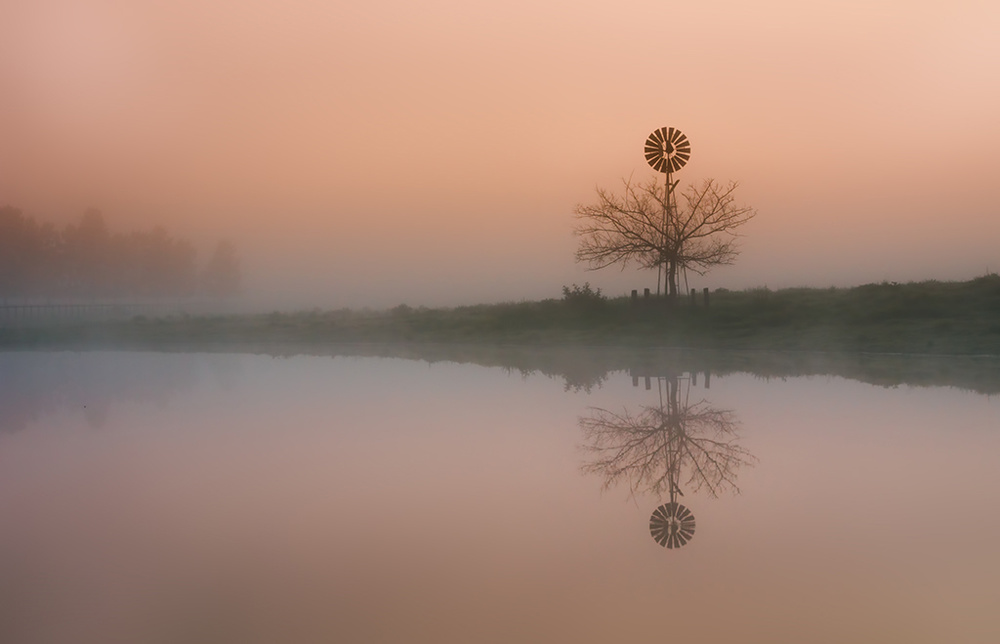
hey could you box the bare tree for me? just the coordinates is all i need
[574,177,756,300]
[580,376,754,501]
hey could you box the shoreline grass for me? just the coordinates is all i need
[3,275,1000,356]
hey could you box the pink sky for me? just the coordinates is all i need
[2,0,999,307]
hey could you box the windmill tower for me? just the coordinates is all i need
[643,127,691,297]
[648,371,697,550]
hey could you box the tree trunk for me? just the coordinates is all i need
[667,259,678,302]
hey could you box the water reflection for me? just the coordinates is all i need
[2,352,999,641]
[260,343,1000,394]
[0,352,241,433]
[581,373,754,548]
[6,345,1000,430]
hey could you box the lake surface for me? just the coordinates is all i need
[2,350,999,643]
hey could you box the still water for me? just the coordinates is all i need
[1,350,999,643]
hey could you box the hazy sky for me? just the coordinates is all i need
[2,0,998,308]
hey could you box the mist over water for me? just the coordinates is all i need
[2,351,999,642]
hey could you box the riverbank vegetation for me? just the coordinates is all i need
[3,275,1000,356]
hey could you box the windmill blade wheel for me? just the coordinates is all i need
[649,502,696,549]
[644,127,691,174]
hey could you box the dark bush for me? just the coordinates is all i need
[562,283,605,304]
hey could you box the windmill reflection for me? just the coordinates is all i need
[580,373,754,549]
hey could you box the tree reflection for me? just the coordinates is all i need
[580,375,754,548]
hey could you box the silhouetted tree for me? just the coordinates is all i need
[130,227,198,296]
[201,240,242,297]
[62,209,114,296]
[0,206,239,299]
[574,178,756,300]
[33,222,61,296]
[0,206,32,301]
[580,375,754,500]
[0,207,61,300]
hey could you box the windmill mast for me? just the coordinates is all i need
[643,127,691,298]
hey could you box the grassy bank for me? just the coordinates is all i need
[3,276,1000,355]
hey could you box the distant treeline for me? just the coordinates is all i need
[0,206,241,300]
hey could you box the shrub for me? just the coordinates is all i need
[561,283,609,316]
[562,283,605,303]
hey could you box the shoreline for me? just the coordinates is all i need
[3,275,999,356]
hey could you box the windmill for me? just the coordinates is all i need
[643,127,691,296]
[643,126,691,175]
[648,371,697,549]
[649,501,696,549]
[580,366,752,551]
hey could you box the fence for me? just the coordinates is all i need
[630,287,711,306]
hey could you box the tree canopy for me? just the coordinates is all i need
[580,376,754,501]
[574,177,756,299]
[0,206,241,300]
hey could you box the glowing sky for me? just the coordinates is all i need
[2,0,998,307]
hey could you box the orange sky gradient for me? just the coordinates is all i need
[2,0,999,308]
